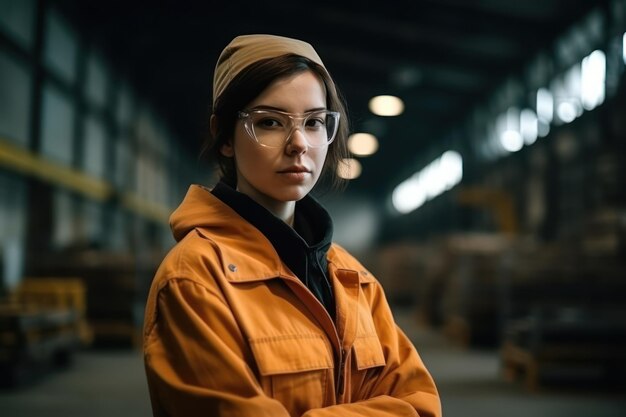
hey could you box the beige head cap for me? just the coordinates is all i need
[212,34,333,106]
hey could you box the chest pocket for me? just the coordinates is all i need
[352,334,386,370]
[250,334,333,414]
[348,334,386,401]
[352,279,386,371]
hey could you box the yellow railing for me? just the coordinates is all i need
[0,137,170,224]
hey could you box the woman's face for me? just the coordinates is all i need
[221,70,329,217]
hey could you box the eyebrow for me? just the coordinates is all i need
[248,105,327,113]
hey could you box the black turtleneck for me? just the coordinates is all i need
[211,181,336,319]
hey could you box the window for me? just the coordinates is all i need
[0,51,31,146]
[44,9,78,84]
[0,0,35,50]
[40,82,75,165]
[83,116,107,179]
[86,50,108,108]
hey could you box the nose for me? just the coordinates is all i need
[285,127,308,155]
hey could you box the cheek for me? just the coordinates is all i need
[232,131,255,165]
[234,140,279,172]
[309,148,329,182]
[314,148,329,170]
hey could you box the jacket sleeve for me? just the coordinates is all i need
[302,282,441,417]
[144,278,291,417]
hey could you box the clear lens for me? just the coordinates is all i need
[240,110,340,148]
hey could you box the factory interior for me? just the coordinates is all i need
[1,0,626,416]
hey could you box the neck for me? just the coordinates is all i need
[236,187,296,227]
[268,200,296,227]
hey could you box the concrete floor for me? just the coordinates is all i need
[1,309,625,417]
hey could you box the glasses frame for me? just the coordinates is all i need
[237,109,340,148]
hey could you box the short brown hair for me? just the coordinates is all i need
[203,54,349,191]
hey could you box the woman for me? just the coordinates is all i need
[143,34,441,417]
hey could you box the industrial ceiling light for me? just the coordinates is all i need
[536,88,554,124]
[348,133,379,156]
[556,101,577,123]
[520,109,538,145]
[500,130,524,152]
[580,49,606,111]
[391,151,463,214]
[368,95,404,116]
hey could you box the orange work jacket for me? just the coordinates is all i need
[143,185,441,417]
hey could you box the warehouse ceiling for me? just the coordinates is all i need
[55,0,607,202]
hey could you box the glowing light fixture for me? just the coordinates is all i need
[537,119,550,137]
[536,88,554,123]
[337,158,362,180]
[348,133,379,156]
[369,95,404,116]
[520,109,538,145]
[497,108,523,153]
[391,151,463,214]
[623,33,626,64]
[439,150,463,190]
[580,50,606,111]
[557,101,577,123]
[392,177,424,214]
[500,130,523,152]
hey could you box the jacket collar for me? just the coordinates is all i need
[170,184,375,285]
[170,185,285,275]
[210,181,333,267]
[211,182,336,315]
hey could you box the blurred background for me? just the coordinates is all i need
[1,0,626,416]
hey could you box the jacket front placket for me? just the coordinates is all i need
[280,263,361,403]
[329,266,360,402]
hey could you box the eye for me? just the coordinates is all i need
[256,117,284,129]
[305,115,326,128]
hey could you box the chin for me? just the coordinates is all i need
[275,186,311,202]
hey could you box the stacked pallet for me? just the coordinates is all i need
[581,209,625,257]
[501,308,626,391]
[434,233,515,347]
[499,237,626,390]
[499,243,583,320]
[27,250,158,348]
[14,278,92,345]
[0,278,88,386]
[374,242,436,308]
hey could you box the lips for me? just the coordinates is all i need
[277,166,311,183]
[277,166,310,174]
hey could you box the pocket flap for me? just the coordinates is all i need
[353,335,386,370]
[250,334,333,376]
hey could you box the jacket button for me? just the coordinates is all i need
[228,264,237,272]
